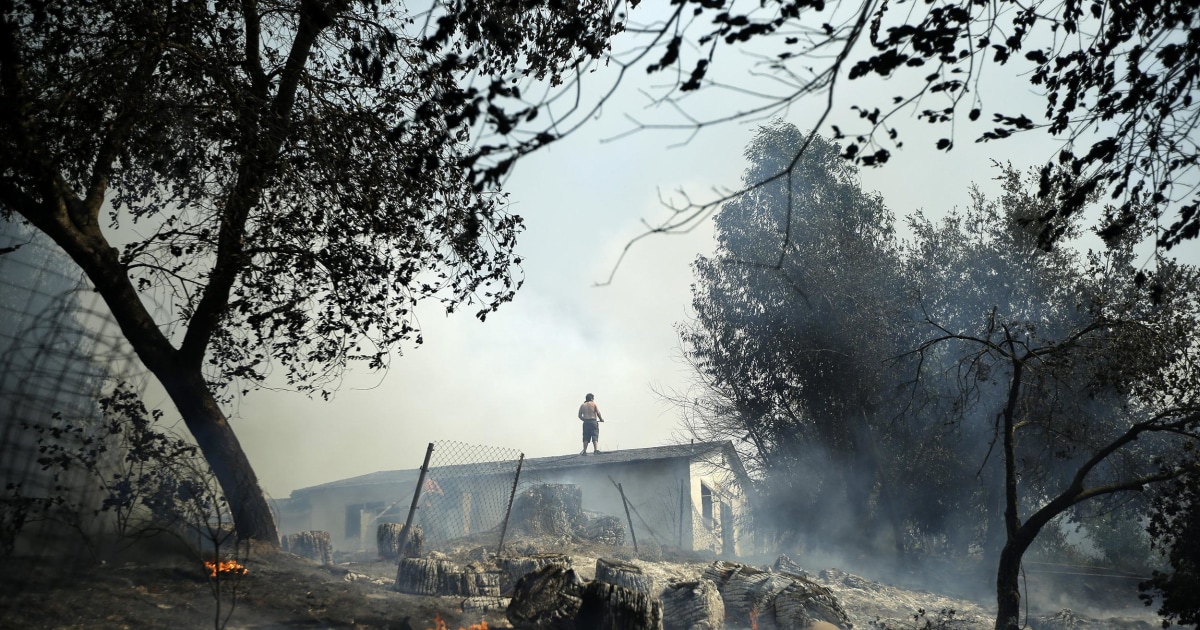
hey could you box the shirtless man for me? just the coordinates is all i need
[578,393,604,455]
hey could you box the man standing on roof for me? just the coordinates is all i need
[578,393,604,455]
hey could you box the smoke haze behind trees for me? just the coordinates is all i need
[673,123,1200,625]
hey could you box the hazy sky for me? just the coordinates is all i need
[117,13,1187,501]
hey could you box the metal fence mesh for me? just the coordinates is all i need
[399,440,523,554]
[0,221,145,558]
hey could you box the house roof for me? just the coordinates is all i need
[290,440,739,497]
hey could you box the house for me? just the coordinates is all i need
[278,441,754,556]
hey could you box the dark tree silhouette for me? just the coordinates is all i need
[0,0,620,542]
[907,173,1200,630]
[676,123,909,555]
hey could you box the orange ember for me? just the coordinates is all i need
[749,605,759,630]
[204,559,248,578]
[425,613,488,630]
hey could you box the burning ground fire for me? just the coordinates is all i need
[204,559,248,579]
[426,614,487,630]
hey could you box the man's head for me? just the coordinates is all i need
[585,393,595,402]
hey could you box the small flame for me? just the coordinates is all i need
[425,614,488,630]
[749,605,759,630]
[204,559,248,578]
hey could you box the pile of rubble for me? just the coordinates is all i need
[283,483,1158,630]
[390,551,851,630]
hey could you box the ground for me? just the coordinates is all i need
[0,543,491,630]
[0,538,1168,630]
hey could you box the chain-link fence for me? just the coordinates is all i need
[390,440,524,556]
[0,222,146,560]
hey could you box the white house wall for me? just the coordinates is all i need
[523,458,693,551]
[688,454,748,556]
[286,449,749,556]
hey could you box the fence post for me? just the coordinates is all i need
[497,453,524,555]
[398,442,435,562]
[617,482,638,554]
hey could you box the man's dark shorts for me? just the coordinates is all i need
[582,420,599,441]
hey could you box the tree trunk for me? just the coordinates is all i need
[994,537,1030,630]
[995,357,1027,630]
[158,367,278,543]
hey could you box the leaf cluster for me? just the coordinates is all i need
[0,0,628,397]
[7,383,231,556]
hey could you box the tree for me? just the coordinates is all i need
[677,122,909,554]
[907,169,1200,630]
[678,128,1200,628]
[0,0,620,542]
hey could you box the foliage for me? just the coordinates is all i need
[7,383,250,628]
[678,122,907,552]
[904,170,1200,630]
[0,0,624,540]
[9,384,234,556]
[593,0,1200,257]
[677,125,1200,628]
[1140,460,1200,627]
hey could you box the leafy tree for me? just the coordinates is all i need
[0,0,619,542]
[907,170,1200,630]
[677,122,909,554]
[678,126,1200,629]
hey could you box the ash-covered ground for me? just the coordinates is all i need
[1,532,1165,630]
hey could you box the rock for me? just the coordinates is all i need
[661,579,724,630]
[507,563,585,630]
[281,531,332,565]
[496,553,573,597]
[576,580,664,630]
[595,557,656,595]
